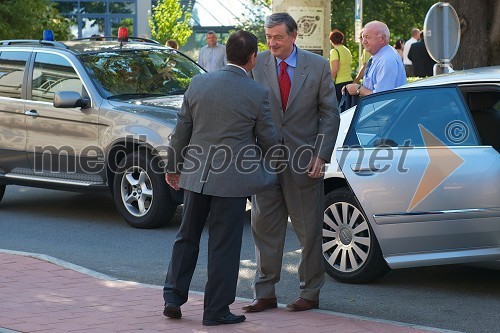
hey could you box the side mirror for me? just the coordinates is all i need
[54,91,90,108]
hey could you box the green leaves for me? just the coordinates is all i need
[331,0,435,70]
[0,0,71,40]
[148,0,193,46]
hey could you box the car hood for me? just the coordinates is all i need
[107,95,183,125]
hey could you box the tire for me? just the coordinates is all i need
[0,184,5,203]
[322,188,389,283]
[113,152,177,229]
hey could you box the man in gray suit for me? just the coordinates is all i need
[162,30,277,326]
[243,13,340,313]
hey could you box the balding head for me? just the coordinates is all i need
[411,28,421,39]
[362,21,390,55]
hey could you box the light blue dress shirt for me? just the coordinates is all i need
[363,44,407,93]
[198,43,227,72]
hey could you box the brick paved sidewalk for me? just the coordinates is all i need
[0,251,460,333]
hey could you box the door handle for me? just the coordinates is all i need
[350,163,380,175]
[25,110,40,118]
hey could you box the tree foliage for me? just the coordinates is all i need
[0,0,71,40]
[234,0,271,51]
[331,0,435,70]
[149,0,193,46]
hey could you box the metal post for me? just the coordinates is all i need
[434,2,453,75]
[355,0,363,71]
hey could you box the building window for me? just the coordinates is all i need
[51,0,137,38]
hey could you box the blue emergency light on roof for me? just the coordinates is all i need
[43,30,54,41]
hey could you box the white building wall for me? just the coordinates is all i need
[136,0,152,37]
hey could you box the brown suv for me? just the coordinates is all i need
[0,36,205,228]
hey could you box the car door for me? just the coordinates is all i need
[24,51,105,184]
[337,86,500,267]
[0,49,33,175]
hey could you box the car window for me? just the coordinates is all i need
[0,51,30,99]
[465,90,500,151]
[78,49,204,98]
[31,53,86,102]
[345,87,479,148]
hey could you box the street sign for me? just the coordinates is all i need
[424,2,460,66]
[355,20,362,43]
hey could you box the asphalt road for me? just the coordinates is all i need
[1,185,499,333]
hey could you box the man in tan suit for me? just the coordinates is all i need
[243,13,340,312]
[163,30,277,326]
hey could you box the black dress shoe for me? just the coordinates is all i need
[163,304,182,319]
[202,312,246,326]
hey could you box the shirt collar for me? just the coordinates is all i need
[227,63,247,74]
[373,44,391,59]
[276,44,297,68]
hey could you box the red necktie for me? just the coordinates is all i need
[278,61,291,112]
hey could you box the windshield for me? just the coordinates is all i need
[78,49,204,98]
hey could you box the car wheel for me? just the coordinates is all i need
[0,184,5,203]
[113,152,177,229]
[322,188,389,283]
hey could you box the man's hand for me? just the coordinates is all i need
[165,173,180,191]
[346,83,360,96]
[307,156,325,179]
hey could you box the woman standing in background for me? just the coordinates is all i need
[394,38,405,60]
[329,29,353,104]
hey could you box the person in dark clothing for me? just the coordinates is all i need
[407,32,436,77]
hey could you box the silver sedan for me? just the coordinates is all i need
[322,66,500,283]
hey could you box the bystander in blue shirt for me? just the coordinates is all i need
[198,43,227,72]
[363,44,407,93]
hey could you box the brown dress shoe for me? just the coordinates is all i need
[242,297,278,312]
[285,297,319,311]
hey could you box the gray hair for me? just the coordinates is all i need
[365,21,391,41]
[265,13,297,35]
[206,31,216,36]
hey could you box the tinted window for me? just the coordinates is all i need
[345,87,479,148]
[0,51,30,99]
[466,90,500,151]
[31,53,85,102]
[79,49,204,98]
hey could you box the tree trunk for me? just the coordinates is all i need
[448,0,500,68]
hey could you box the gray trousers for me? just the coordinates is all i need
[250,166,325,301]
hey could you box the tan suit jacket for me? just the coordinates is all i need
[251,48,340,186]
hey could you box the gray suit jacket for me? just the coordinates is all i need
[167,65,278,197]
[250,48,340,186]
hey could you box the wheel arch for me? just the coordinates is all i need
[324,176,349,196]
[105,137,159,193]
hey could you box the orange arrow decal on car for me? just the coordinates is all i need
[408,125,464,212]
